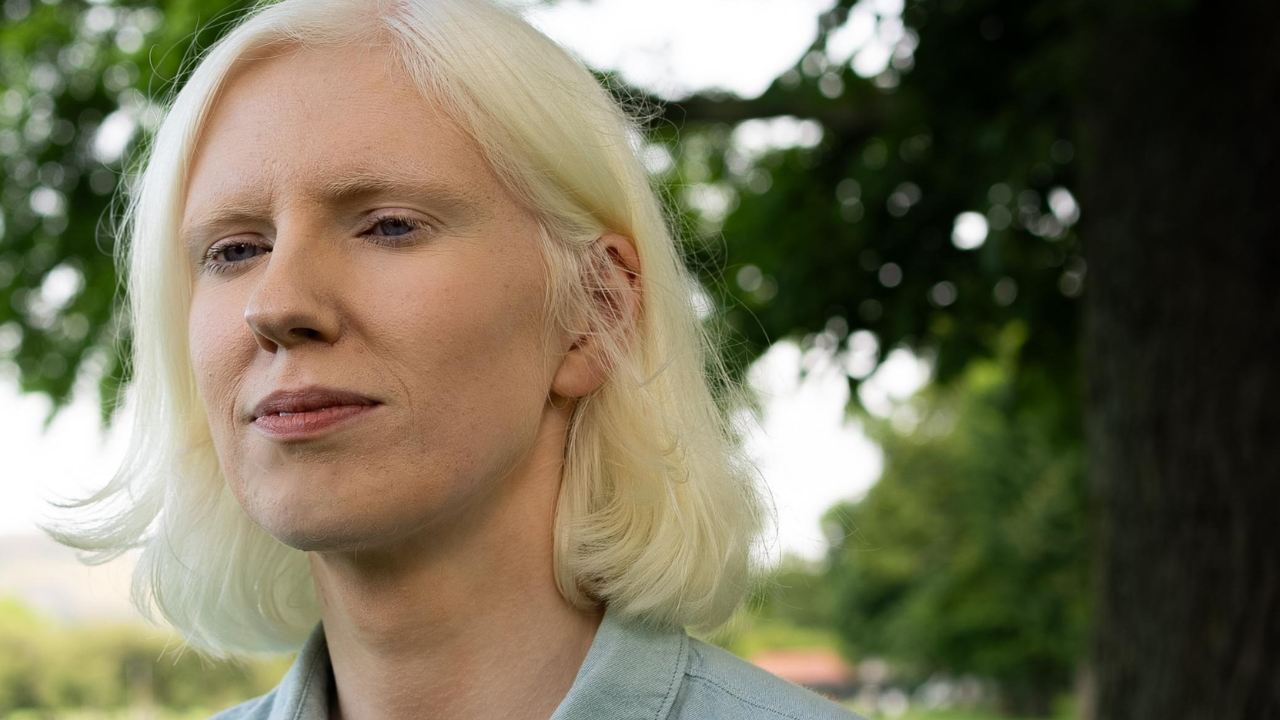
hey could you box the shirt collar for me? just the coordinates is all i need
[264,615,331,720]
[551,604,690,720]
[265,603,690,720]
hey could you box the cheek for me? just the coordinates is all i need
[188,292,252,438]
[375,255,550,461]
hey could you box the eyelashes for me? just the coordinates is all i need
[198,214,432,277]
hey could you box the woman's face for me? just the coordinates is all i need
[183,43,561,550]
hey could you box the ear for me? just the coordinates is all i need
[550,234,643,401]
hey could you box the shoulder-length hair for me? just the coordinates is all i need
[41,0,771,660]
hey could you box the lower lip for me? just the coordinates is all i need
[252,404,381,440]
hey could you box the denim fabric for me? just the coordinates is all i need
[207,603,865,720]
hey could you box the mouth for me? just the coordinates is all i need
[252,403,382,440]
[250,386,382,440]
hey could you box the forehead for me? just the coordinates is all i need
[182,42,492,221]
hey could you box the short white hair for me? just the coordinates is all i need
[43,0,773,660]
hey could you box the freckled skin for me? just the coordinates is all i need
[182,41,640,720]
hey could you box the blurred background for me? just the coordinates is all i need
[1,0,1275,719]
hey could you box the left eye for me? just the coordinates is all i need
[367,216,421,237]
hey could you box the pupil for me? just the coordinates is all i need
[380,218,412,236]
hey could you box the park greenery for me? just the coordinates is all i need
[0,597,292,716]
[825,326,1087,716]
[4,0,1274,719]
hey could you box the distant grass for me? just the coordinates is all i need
[688,610,852,664]
[4,707,221,720]
[846,709,988,720]
[847,702,1077,720]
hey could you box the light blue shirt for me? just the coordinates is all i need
[208,603,866,719]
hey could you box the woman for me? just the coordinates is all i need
[44,0,861,717]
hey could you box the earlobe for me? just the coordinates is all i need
[549,234,642,401]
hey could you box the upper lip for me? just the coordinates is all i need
[251,386,380,420]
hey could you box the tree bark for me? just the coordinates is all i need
[1077,2,1280,718]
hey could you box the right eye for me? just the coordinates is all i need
[202,240,269,275]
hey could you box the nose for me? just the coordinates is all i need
[242,231,341,352]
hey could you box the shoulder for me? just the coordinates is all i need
[670,637,866,720]
[204,689,275,720]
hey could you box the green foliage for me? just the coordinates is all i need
[0,596,292,716]
[0,598,52,711]
[647,0,1087,405]
[699,555,845,658]
[707,614,845,661]
[884,707,1074,720]
[750,556,841,631]
[823,325,1088,713]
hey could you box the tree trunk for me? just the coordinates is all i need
[1077,2,1280,719]
[998,680,1057,718]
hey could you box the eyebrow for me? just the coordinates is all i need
[180,168,475,260]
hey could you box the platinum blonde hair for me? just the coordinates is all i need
[42,0,772,660]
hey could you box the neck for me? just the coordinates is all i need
[309,402,603,720]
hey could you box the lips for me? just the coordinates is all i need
[251,386,380,421]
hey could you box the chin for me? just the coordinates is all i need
[236,496,362,550]
[230,465,462,553]
[262,519,380,553]
[253,503,430,556]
